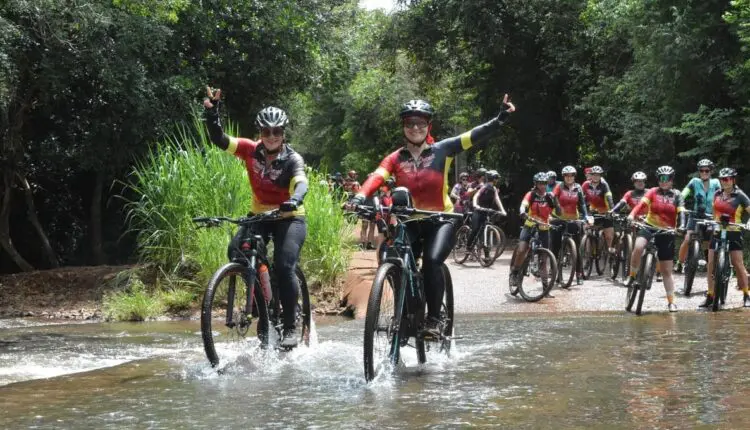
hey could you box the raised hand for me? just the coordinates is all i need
[203,86,222,110]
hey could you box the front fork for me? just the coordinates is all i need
[226,255,257,329]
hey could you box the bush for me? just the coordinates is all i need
[102,277,164,321]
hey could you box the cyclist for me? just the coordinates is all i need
[450,172,472,213]
[203,87,308,348]
[467,170,508,249]
[343,170,361,197]
[627,166,686,312]
[466,168,487,210]
[582,165,616,255]
[610,171,648,217]
[700,168,750,308]
[546,170,560,193]
[551,166,591,285]
[675,159,721,273]
[347,96,516,332]
[511,172,562,290]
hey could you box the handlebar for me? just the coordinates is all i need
[192,209,282,228]
[630,221,677,235]
[350,204,463,222]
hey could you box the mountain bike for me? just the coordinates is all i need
[508,218,558,302]
[193,210,312,368]
[554,219,585,288]
[608,214,634,282]
[704,217,748,311]
[452,208,507,267]
[352,197,462,382]
[625,222,675,316]
[581,214,610,278]
[682,209,711,297]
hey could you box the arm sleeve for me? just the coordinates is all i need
[611,198,626,214]
[203,109,231,150]
[432,118,503,157]
[680,181,693,200]
[288,153,308,203]
[604,182,614,210]
[676,192,687,227]
[577,187,589,219]
[357,154,394,198]
[630,190,650,218]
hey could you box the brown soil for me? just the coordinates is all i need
[0,265,137,320]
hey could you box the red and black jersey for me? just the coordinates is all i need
[357,119,502,211]
[552,183,588,220]
[713,187,750,229]
[520,190,561,229]
[619,189,647,217]
[631,187,684,229]
[227,137,307,214]
[582,179,614,213]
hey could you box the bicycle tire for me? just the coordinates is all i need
[635,253,656,316]
[267,266,312,347]
[452,225,472,265]
[519,248,558,302]
[594,233,607,276]
[416,264,455,362]
[625,275,637,312]
[201,262,270,368]
[713,249,730,312]
[683,239,700,297]
[581,233,595,279]
[559,237,577,289]
[477,225,502,267]
[609,234,621,281]
[621,233,633,281]
[493,226,508,259]
[364,262,400,382]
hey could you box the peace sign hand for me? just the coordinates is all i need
[496,93,516,123]
[203,86,222,111]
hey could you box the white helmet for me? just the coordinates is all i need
[561,166,577,175]
[631,171,647,181]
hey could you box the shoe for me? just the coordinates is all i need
[668,303,677,312]
[626,275,635,289]
[656,272,663,283]
[366,242,375,250]
[279,327,298,349]
[545,291,555,298]
[698,295,714,308]
[576,273,583,286]
[744,295,750,308]
[422,317,442,338]
[674,262,683,273]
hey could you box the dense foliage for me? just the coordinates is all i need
[2,0,750,273]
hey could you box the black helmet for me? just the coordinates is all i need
[590,165,604,174]
[256,106,289,128]
[399,99,434,119]
[718,167,737,178]
[655,165,675,178]
[390,186,414,208]
[385,177,397,189]
[487,170,500,181]
[697,159,714,169]
[533,172,548,183]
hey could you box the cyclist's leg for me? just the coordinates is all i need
[570,222,583,275]
[629,231,650,280]
[678,230,692,265]
[728,233,748,296]
[271,218,307,329]
[550,219,563,257]
[422,221,456,319]
[467,211,486,247]
[227,225,250,262]
[513,227,532,271]
[655,234,676,304]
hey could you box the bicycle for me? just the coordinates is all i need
[703,217,748,311]
[608,214,634,282]
[508,218,558,302]
[352,198,463,382]
[682,209,711,297]
[452,208,507,267]
[192,210,312,368]
[625,222,676,316]
[581,214,610,278]
[554,219,585,288]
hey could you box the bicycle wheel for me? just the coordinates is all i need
[558,237,577,288]
[508,247,521,296]
[492,226,508,259]
[683,239,700,297]
[364,262,400,382]
[267,266,312,348]
[519,248,558,302]
[713,249,730,312]
[609,234,621,281]
[477,225,502,267]
[635,253,656,316]
[621,233,633,281]
[416,264,455,362]
[201,263,270,368]
[594,234,607,275]
[580,233,595,279]
[452,225,472,265]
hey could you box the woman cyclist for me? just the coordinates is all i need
[203,87,308,348]
[627,166,686,312]
[675,159,720,273]
[347,95,516,332]
[610,171,648,217]
[700,168,750,308]
[511,172,561,292]
[467,169,508,249]
[550,165,591,285]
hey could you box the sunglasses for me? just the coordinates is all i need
[658,175,672,183]
[699,169,711,173]
[260,127,284,137]
[563,174,575,178]
[720,177,733,182]
[403,119,429,129]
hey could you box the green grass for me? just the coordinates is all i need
[102,277,164,321]
[118,114,354,312]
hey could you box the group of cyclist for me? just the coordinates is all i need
[511,160,750,312]
[201,84,748,347]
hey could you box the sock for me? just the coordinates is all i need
[667,294,674,304]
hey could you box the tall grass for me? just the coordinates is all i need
[120,114,353,294]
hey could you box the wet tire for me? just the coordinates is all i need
[594,234,607,276]
[635,253,656,316]
[581,234,595,279]
[621,234,633,281]
[201,262,270,368]
[683,239,700,297]
[713,249,730,312]
[269,267,312,347]
[518,248,558,302]
[364,263,400,382]
[492,226,508,259]
[558,237,577,289]
[416,264,455,362]
[477,225,502,267]
[452,225,472,265]
[609,234,621,281]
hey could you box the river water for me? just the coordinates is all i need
[2,312,750,429]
